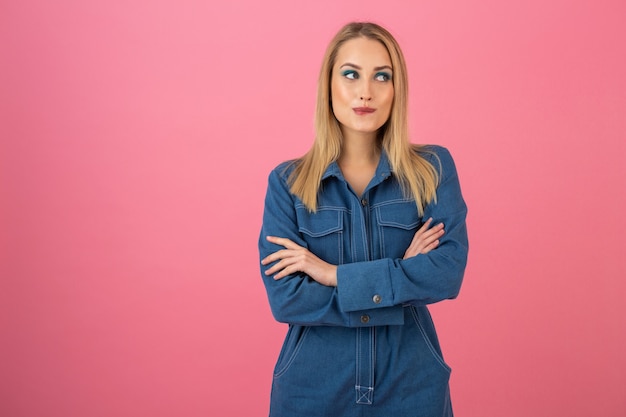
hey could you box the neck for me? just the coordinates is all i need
[338,131,380,167]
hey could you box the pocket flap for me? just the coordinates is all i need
[376,202,419,230]
[297,207,343,237]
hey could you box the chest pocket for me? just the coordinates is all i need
[375,201,421,258]
[296,206,344,265]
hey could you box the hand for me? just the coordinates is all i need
[403,218,445,259]
[261,236,338,286]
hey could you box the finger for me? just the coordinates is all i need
[266,250,311,277]
[420,217,433,231]
[421,225,445,241]
[264,261,282,275]
[408,221,441,249]
[419,230,445,251]
[273,267,293,280]
[264,256,297,276]
[272,259,304,280]
[414,218,433,237]
[422,222,444,235]
[266,236,302,250]
[404,226,445,259]
[407,218,432,249]
[261,248,290,265]
[424,228,446,249]
[417,226,444,246]
[420,239,440,254]
[262,247,305,267]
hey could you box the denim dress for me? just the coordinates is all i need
[259,146,468,417]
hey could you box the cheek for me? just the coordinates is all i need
[383,87,394,105]
[372,83,393,104]
[382,89,394,113]
[331,82,350,106]
[379,91,394,123]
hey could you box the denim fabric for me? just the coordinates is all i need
[259,145,468,417]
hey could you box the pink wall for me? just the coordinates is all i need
[2,0,625,416]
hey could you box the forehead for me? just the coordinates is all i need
[335,37,392,68]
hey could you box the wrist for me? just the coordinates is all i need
[326,265,338,287]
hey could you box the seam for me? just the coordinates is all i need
[273,326,311,378]
[409,307,452,373]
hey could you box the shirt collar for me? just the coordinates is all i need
[321,150,393,182]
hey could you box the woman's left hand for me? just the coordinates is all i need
[262,236,338,286]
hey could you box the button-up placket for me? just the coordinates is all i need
[326,157,393,406]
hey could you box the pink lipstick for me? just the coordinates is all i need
[353,107,376,115]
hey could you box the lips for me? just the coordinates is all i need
[353,107,376,115]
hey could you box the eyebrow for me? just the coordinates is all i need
[340,63,393,72]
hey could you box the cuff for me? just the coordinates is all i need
[337,259,396,313]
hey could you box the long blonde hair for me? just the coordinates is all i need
[289,22,439,215]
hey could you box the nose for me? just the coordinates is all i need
[360,80,372,101]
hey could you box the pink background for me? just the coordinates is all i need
[2,0,625,416]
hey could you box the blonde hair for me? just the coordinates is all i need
[289,22,439,215]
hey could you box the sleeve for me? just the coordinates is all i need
[258,165,405,327]
[335,146,469,312]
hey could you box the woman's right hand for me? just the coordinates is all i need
[403,217,445,259]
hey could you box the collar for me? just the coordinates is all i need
[321,150,393,183]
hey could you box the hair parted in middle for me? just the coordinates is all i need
[288,21,439,215]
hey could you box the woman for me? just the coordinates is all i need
[258,22,468,416]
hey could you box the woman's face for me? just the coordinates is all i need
[331,37,394,140]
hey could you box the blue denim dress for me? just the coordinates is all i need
[259,146,468,416]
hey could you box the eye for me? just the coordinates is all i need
[375,72,392,82]
[342,70,359,80]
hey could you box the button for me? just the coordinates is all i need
[360,315,370,324]
[373,294,382,304]
[361,198,368,206]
